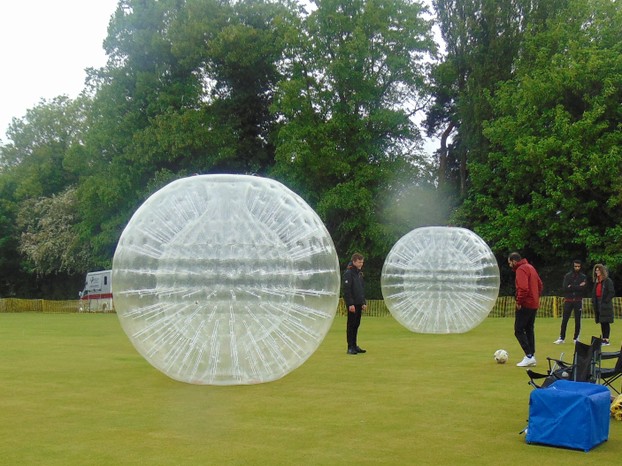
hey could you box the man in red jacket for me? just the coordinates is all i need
[508,252,543,367]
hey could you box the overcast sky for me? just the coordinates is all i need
[0,0,439,153]
[0,0,119,142]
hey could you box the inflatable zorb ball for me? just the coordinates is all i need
[112,174,340,385]
[381,227,499,334]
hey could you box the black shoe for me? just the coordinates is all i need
[347,348,358,355]
[355,346,366,353]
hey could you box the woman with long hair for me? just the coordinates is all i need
[592,264,615,346]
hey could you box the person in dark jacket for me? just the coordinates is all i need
[343,253,367,355]
[508,252,543,367]
[592,264,615,346]
[554,260,587,344]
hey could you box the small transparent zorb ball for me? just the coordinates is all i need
[381,227,500,334]
[112,174,340,385]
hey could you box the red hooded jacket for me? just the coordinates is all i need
[513,258,543,309]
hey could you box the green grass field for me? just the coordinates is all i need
[1,313,620,465]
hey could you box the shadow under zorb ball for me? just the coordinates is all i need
[112,174,340,385]
[381,226,500,334]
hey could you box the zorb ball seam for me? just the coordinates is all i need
[381,226,500,334]
[112,174,340,385]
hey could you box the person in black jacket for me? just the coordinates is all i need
[343,253,367,355]
[592,264,615,346]
[554,260,587,344]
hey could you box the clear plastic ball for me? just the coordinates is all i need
[112,174,340,385]
[381,227,500,334]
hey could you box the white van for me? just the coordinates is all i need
[79,270,114,312]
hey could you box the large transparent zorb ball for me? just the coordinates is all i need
[381,227,499,334]
[112,174,340,385]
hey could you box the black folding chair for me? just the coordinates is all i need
[574,336,602,383]
[599,345,622,395]
[527,337,602,389]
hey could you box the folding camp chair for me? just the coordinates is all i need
[526,356,570,389]
[599,345,622,395]
[527,337,602,389]
[575,336,602,383]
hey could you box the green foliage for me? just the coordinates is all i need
[457,0,622,273]
[69,0,298,269]
[1,96,86,198]
[0,195,22,295]
[0,97,92,294]
[429,0,537,195]
[272,0,437,278]
[17,188,91,274]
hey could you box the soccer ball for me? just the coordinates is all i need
[494,349,509,364]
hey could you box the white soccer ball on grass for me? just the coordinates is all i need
[494,349,509,364]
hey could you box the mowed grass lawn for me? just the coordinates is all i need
[1,312,620,465]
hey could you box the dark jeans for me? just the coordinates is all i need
[515,307,537,357]
[560,300,582,340]
[346,305,363,348]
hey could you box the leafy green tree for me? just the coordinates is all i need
[458,0,622,275]
[17,188,91,274]
[0,96,92,294]
[1,95,86,199]
[63,0,194,266]
[272,0,437,293]
[427,0,540,198]
[72,0,297,266]
[0,196,22,296]
[132,0,298,175]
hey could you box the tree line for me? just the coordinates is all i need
[0,0,620,299]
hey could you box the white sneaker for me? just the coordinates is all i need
[553,338,564,344]
[516,356,530,367]
[517,356,536,367]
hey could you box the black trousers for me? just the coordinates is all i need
[560,300,582,340]
[515,307,537,357]
[346,305,363,348]
[594,301,611,339]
